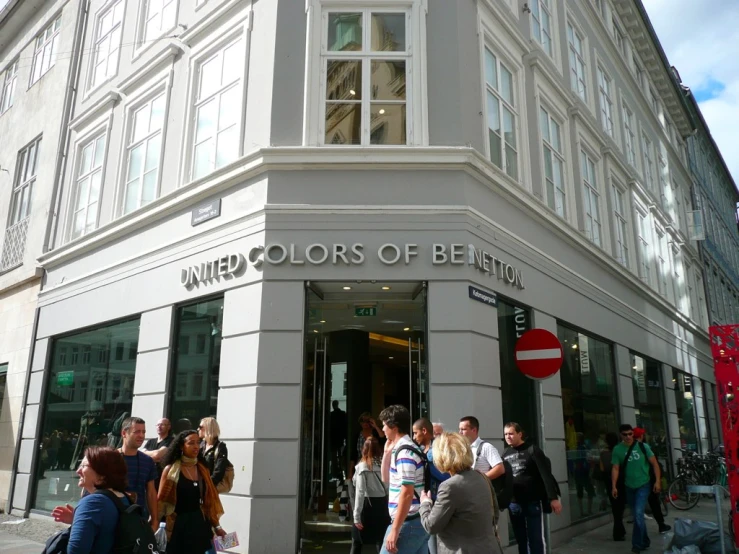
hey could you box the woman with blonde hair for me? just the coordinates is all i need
[419,432,501,554]
[198,417,232,493]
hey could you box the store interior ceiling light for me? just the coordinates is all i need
[571,344,578,349]
[403,327,410,331]
[343,286,352,290]
[382,286,391,290]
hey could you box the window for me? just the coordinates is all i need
[1,60,18,114]
[540,107,565,218]
[70,133,106,240]
[658,152,670,212]
[558,324,616,523]
[0,364,7,441]
[8,138,41,226]
[567,24,587,102]
[140,0,177,44]
[655,226,668,297]
[123,93,166,214]
[695,269,707,327]
[32,318,139,511]
[622,103,636,166]
[630,354,669,475]
[632,55,645,90]
[31,16,61,85]
[611,184,629,267]
[530,0,553,56]
[581,150,601,246]
[636,208,652,285]
[671,245,684,309]
[90,0,124,89]
[323,11,409,146]
[612,18,625,56]
[192,37,244,179]
[597,67,613,136]
[170,298,224,425]
[673,369,698,453]
[485,48,518,179]
[642,134,655,192]
[649,87,660,116]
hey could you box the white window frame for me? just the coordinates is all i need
[622,103,636,166]
[8,137,41,226]
[597,66,613,137]
[671,244,684,310]
[120,89,168,215]
[185,27,248,183]
[30,16,61,86]
[612,17,626,56]
[89,0,125,91]
[137,0,178,48]
[641,133,655,192]
[67,127,109,241]
[695,269,707,327]
[611,181,629,268]
[484,45,519,180]
[580,148,601,247]
[567,23,587,102]
[540,106,566,218]
[0,60,18,114]
[658,150,670,212]
[530,0,554,57]
[635,205,652,285]
[654,225,669,297]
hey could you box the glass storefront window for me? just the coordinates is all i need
[33,318,139,511]
[558,324,617,522]
[169,297,224,428]
[673,369,698,452]
[630,354,669,473]
[708,383,721,450]
[498,299,537,444]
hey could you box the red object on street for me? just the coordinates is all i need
[514,328,564,380]
[709,324,739,547]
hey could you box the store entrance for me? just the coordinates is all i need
[298,281,428,553]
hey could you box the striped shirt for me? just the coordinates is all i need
[388,435,425,520]
[471,437,503,473]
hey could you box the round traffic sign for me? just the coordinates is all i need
[514,328,564,380]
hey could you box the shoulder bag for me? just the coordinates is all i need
[215,442,235,494]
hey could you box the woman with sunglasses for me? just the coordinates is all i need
[198,417,230,491]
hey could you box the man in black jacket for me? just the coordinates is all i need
[503,422,562,554]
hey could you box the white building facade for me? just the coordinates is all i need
[5,0,724,552]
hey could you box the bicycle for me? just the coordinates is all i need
[668,448,729,510]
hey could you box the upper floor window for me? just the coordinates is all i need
[0,60,18,114]
[622,103,636,166]
[658,151,670,212]
[123,92,166,214]
[192,37,244,180]
[632,55,645,90]
[641,134,655,192]
[140,0,177,44]
[70,133,107,240]
[90,0,125,90]
[612,18,626,56]
[636,208,652,285]
[654,226,668,297]
[31,16,61,85]
[531,0,553,57]
[671,245,684,309]
[540,107,565,218]
[611,183,629,267]
[567,24,587,102]
[9,138,41,226]
[597,67,613,137]
[581,150,601,247]
[322,11,409,146]
[485,47,518,180]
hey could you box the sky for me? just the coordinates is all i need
[643,0,739,186]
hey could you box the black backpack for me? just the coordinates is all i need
[477,441,514,511]
[394,444,432,499]
[94,490,161,554]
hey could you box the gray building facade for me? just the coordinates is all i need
[4,0,725,552]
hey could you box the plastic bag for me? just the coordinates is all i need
[671,518,732,554]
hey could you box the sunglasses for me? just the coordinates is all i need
[621,432,633,437]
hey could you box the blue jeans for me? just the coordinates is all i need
[379,517,429,554]
[509,501,545,554]
[626,483,652,551]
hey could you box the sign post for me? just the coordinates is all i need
[709,324,739,548]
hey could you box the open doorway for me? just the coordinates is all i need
[298,281,428,553]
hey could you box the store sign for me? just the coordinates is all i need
[191,199,221,226]
[578,333,590,375]
[57,371,74,387]
[179,242,525,289]
[468,285,497,307]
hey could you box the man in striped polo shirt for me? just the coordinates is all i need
[379,405,429,554]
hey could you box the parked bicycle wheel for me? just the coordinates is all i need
[668,478,700,510]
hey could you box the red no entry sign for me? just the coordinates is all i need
[514,328,564,380]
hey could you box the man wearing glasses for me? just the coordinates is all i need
[610,424,662,554]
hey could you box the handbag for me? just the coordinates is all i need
[360,470,390,542]
[42,527,71,554]
[214,442,235,494]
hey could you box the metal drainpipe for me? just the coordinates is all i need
[5,306,40,515]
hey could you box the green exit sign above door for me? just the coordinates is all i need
[355,307,377,317]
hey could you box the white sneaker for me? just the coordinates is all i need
[644,514,654,520]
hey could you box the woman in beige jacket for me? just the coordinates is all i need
[419,433,502,554]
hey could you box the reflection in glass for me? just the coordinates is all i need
[558,324,617,523]
[170,297,224,427]
[328,13,362,51]
[673,369,698,452]
[33,319,139,511]
[325,104,361,145]
[630,353,669,476]
[371,13,405,51]
[371,61,406,100]
[326,60,362,100]
[370,104,406,145]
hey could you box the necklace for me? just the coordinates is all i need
[182,465,198,485]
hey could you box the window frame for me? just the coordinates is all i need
[530,0,554,58]
[30,16,62,86]
[136,0,179,51]
[540,105,566,219]
[484,44,519,181]
[654,224,669,297]
[567,22,588,103]
[88,0,126,92]
[641,133,655,192]
[635,203,652,285]
[580,148,602,247]
[621,102,636,166]
[597,66,614,137]
[612,17,626,56]
[0,59,18,114]
[611,180,629,268]
[7,137,42,227]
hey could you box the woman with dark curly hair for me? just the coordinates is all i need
[51,446,130,553]
[157,430,227,553]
